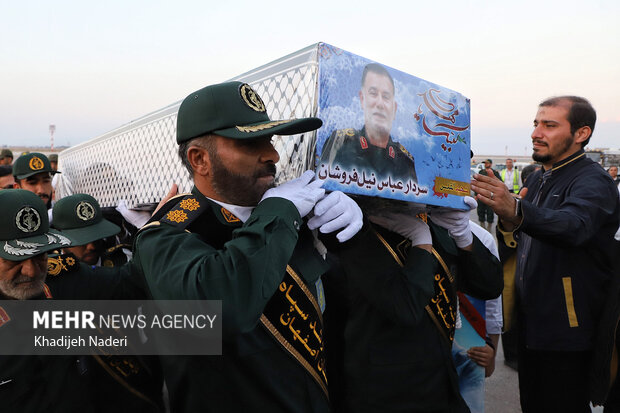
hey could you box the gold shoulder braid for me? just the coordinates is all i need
[260,265,328,398]
[373,220,457,344]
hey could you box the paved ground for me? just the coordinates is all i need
[485,341,521,412]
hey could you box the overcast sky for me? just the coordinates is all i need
[1,0,618,156]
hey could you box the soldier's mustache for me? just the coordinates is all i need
[256,164,277,177]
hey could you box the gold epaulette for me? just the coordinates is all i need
[139,193,204,233]
[398,143,415,162]
[47,253,80,277]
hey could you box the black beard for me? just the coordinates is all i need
[210,157,277,206]
[532,134,575,165]
[532,152,552,164]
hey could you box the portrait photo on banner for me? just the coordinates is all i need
[314,44,471,209]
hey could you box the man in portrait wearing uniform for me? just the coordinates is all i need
[132,81,363,412]
[52,193,129,267]
[319,63,418,185]
[472,96,620,412]
[12,152,57,209]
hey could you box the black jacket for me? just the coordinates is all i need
[500,150,619,351]
[323,220,502,413]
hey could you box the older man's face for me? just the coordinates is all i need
[0,254,48,300]
[360,71,397,140]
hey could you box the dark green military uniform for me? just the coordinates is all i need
[0,189,162,412]
[319,127,418,184]
[0,294,97,412]
[133,188,330,412]
[44,253,164,412]
[322,219,503,413]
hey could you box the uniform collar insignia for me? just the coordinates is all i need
[360,136,368,149]
[48,253,79,277]
[43,284,53,299]
[221,207,241,223]
[0,306,10,328]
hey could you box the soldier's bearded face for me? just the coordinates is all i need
[0,254,47,300]
[65,242,102,266]
[16,173,53,207]
[360,72,397,140]
[209,136,280,206]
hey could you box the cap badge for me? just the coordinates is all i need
[76,201,96,221]
[29,156,45,171]
[239,83,266,113]
[16,206,41,233]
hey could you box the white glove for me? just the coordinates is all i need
[260,170,325,218]
[429,196,477,248]
[368,212,432,247]
[116,199,151,228]
[307,191,363,242]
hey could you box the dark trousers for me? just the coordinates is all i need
[518,347,592,413]
[476,203,494,223]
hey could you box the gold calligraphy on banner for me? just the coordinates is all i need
[260,266,328,398]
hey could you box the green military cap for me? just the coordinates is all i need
[0,148,13,160]
[176,81,322,143]
[0,189,71,261]
[52,194,120,246]
[13,152,59,180]
[48,154,58,163]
